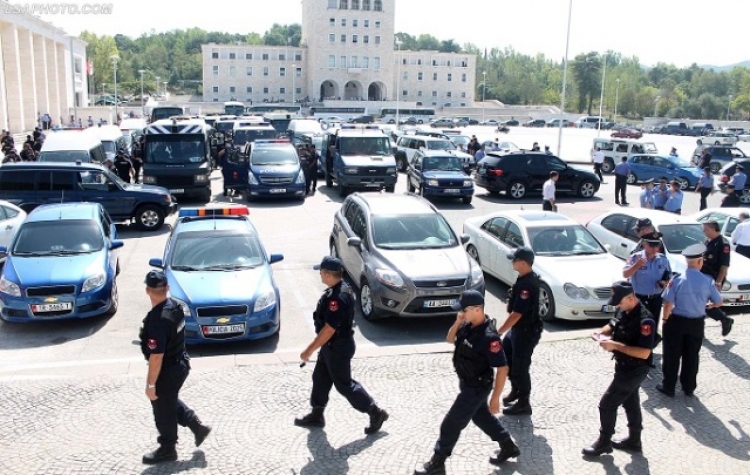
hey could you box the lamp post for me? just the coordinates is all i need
[291,63,297,106]
[163,82,168,100]
[155,76,160,99]
[395,39,402,126]
[614,78,620,123]
[110,55,119,120]
[138,70,145,116]
[557,0,573,157]
[727,94,733,121]
[101,83,106,105]
[597,53,607,137]
[482,70,486,122]
[654,95,660,118]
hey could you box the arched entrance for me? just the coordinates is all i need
[368,81,386,101]
[319,80,339,101]
[343,80,363,100]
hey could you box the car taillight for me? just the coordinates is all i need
[488,169,504,177]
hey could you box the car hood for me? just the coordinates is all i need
[536,253,623,288]
[6,252,106,287]
[422,170,468,179]
[169,267,271,304]
[340,155,396,167]
[378,247,470,279]
[250,163,299,175]
[124,183,172,196]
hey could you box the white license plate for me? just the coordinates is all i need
[203,324,245,335]
[601,305,617,313]
[364,183,381,187]
[31,302,73,313]
[443,189,460,193]
[424,299,457,308]
[169,189,184,194]
[269,188,286,194]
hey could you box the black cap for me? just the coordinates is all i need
[451,289,485,310]
[641,231,663,243]
[313,256,343,272]
[608,281,634,306]
[659,176,668,182]
[633,218,652,231]
[703,166,711,172]
[682,243,706,259]
[506,246,535,265]
[144,270,167,288]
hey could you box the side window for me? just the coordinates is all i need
[526,155,547,173]
[91,145,106,163]
[546,156,567,173]
[77,170,111,191]
[481,217,508,240]
[731,149,744,159]
[600,214,631,237]
[100,209,113,237]
[504,221,524,248]
[416,140,425,150]
[726,217,739,235]
[615,144,628,153]
[1,205,18,219]
[0,206,7,220]
[600,142,614,152]
[0,170,36,191]
[410,153,421,167]
[343,201,359,227]
[51,171,75,191]
[351,209,367,243]
[631,144,644,154]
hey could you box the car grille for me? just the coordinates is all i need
[593,287,611,300]
[354,167,387,176]
[259,176,294,185]
[159,176,194,187]
[438,179,467,187]
[196,305,248,317]
[26,285,76,297]
[412,279,466,288]
[737,284,750,291]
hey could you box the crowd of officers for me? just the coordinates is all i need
[1,128,46,163]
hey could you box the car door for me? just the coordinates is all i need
[408,152,423,190]
[0,206,11,248]
[496,220,525,282]
[334,200,359,277]
[652,156,676,180]
[630,155,651,180]
[78,169,135,220]
[544,155,570,191]
[525,155,549,191]
[476,216,508,278]
[599,213,638,259]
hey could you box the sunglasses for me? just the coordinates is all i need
[644,241,661,247]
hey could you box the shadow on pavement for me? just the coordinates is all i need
[492,420,555,475]
[702,339,750,380]
[299,429,386,475]
[0,313,112,349]
[140,450,207,475]
[187,331,280,358]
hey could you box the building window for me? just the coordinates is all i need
[211,50,218,59]
[229,66,236,76]
[263,67,269,76]
[363,35,369,44]
[362,0,370,10]
[433,72,438,81]
[212,86,219,93]
[280,87,286,94]
[296,87,302,94]
[279,54,286,61]
[328,55,335,67]
[230,86,236,93]
[402,57,407,65]
[329,17,335,26]
[446,92,452,98]
[341,18,346,27]
[263,87,269,93]
[328,0,336,7]
[461,60,468,67]
[296,67,302,77]
[229,53,236,59]
[362,56,369,68]
[341,56,347,68]
[352,34,358,43]
[447,73,452,82]
[374,0,382,11]
[461,73,467,82]
[341,34,346,43]
[375,36,380,44]
[245,53,252,60]
[212,65,219,75]
[246,67,253,76]
[329,33,335,43]
[373,57,380,69]
[280,67,286,77]
[461,92,466,98]
[447,60,451,67]
[364,19,369,27]
[417,90,422,97]
[351,56,358,67]
[247,86,253,93]
[295,53,302,61]
[339,0,348,9]
[402,71,408,80]
[402,90,407,96]
[262,53,269,60]
[417,59,422,65]
[352,0,359,9]
[432,59,437,66]
[417,72,423,81]
[353,19,358,27]
[432,91,437,97]
[432,102,437,106]
[460,102,466,107]
[375,21,381,28]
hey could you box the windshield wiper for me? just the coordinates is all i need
[172,265,201,271]
[202,264,253,271]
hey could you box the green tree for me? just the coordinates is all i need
[572,52,602,114]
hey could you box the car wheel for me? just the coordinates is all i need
[508,181,526,199]
[396,154,408,172]
[539,282,556,322]
[388,119,395,124]
[105,279,119,316]
[715,141,721,145]
[466,244,480,265]
[710,162,722,174]
[601,159,615,174]
[740,190,750,205]
[338,180,349,197]
[626,173,637,185]
[577,180,596,198]
[462,195,473,204]
[407,180,415,192]
[417,120,423,124]
[675,177,689,190]
[359,278,382,321]
[135,205,165,231]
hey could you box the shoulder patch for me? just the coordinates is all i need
[520,290,530,299]
[489,340,502,353]
[640,324,653,336]
[328,300,339,312]
[147,338,157,350]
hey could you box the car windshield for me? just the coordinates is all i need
[659,224,705,253]
[426,140,456,151]
[372,214,458,250]
[13,220,104,255]
[422,156,463,171]
[643,142,658,154]
[528,225,605,256]
[450,135,470,146]
[101,141,116,154]
[233,129,277,146]
[339,137,391,155]
[668,156,692,168]
[293,121,323,134]
[145,135,205,164]
[251,146,299,165]
[38,150,90,162]
[170,231,264,270]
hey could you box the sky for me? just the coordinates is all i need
[30,0,750,68]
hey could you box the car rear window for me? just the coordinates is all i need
[0,170,35,191]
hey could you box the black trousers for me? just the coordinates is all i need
[593,163,603,182]
[502,325,542,398]
[542,200,554,211]
[304,169,315,194]
[599,365,649,437]
[150,360,198,447]
[661,315,705,394]
[615,175,628,204]
[434,382,510,457]
[736,244,750,260]
[699,187,711,211]
[310,340,374,412]
[133,162,142,183]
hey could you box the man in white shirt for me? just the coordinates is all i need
[731,212,750,259]
[592,147,604,182]
[543,171,558,211]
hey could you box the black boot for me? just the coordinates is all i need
[612,429,642,452]
[502,387,519,405]
[365,405,389,434]
[582,433,613,456]
[294,407,325,428]
[722,317,734,337]
[414,452,446,475]
[502,397,532,415]
[489,437,520,465]
[142,445,177,465]
[188,418,212,447]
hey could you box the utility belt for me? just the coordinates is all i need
[614,354,647,369]
[515,320,543,332]
[327,329,354,344]
[162,352,189,367]
[636,293,663,301]
[670,313,705,320]
[459,373,493,388]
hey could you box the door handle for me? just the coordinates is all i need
[620,243,628,247]
[5,225,12,230]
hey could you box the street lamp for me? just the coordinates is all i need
[654,96,660,118]
[163,82,168,100]
[482,71,486,122]
[557,0,573,157]
[597,53,607,137]
[110,55,119,120]
[138,69,146,116]
[727,94,733,121]
[101,83,106,105]
[614,78,620,122]
[395,39,402,126]
[155,76,160,99]
[291,63,297,106]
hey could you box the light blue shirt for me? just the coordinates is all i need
[626,250,671,295]
[698,174,714,189]
[475,148,485,162]
[661,268,722,318]
[663,189,683,212]
[653,184,669,207]
[614,162,630,176]
[731,171,747,190]
[640,188,654,208]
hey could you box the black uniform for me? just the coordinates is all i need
[306,148,319,193]
[434,318,512,457]
[721,192,741,208]
[309,281,375,412]
[598,303,655,440]
[139,298,199,449]
[503,272,542,399]
[132,144,143,183]
[114,154,133,183]
[701,235,730,323]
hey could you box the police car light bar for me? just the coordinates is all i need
[178,206,250,217]
[341,125,380,130]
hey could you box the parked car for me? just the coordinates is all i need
[480,140,519,153]
[691,145,747,174]
[691,208,748,251]
[611,128,643,139]
[523,119,546,128]
[480,119,500,126]
[328,193,484,320]
[546,119,570,128]
[0,200,26,262]
[406,150,474,204]
[586,208,750,307]
[463,210,625,321]
[718,159,750,203]
[625,154,703,190]
[503,119,520,127]
[474,150,600,199]
[430,119,455,128]
[697,131,739,146]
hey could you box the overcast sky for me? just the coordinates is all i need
[34,0,750,68]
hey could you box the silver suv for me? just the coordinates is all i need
[329,193,484,321]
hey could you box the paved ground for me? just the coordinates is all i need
[1,320,748,475]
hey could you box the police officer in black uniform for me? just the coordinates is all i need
[295,256,389,433]
[139,270,211,465]
[498,247,542,416]
[114,149,133,183]
[582,281,655,457]
[414,290,520,475]
[701,220,734,336]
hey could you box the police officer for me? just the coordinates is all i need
[306,144,319,194]
[414,290,520,475]
[582,282,655,456]
[139,271,211,465]
[295,256,389,433]
[614,156,630,205]
[701,220,734,336]
[652,177,669,210]
[498,247,542,416]
[721,184,741,207]
[114,149,133,183]
[695,167,714,211]
[663,180,684,214]
[730,164,747,198]
[657,244,723,397]
[639,179,655,209]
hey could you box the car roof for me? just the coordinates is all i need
[26,203,101,223]
[40,129,102,151]
[601,208,701,226]
[0,162,109,172]
[354,193,436,216]
[419,150,463,158]
[693,207,747,218]
[479,210,575,227]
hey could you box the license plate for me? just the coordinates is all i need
[443,189,460,193]
[203,324,245,335]
[364,183,381,187]
[424,299,457,308]
[269,188,286,194]
[601,305,617,313]
[31,302,73,313]
[169,189,184,194]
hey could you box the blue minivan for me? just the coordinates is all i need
[245,139,306,201]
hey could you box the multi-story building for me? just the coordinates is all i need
[202,0,476,109]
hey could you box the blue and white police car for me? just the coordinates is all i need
[0,203,123,322]
[148,206,283,344]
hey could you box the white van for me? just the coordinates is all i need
[576,116,605,129]
[287,118,323,138]
[38,130,106,163]
[91,125,130,160]
[590,138,658,173]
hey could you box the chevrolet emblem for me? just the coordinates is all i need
[216,317,230,324]
[436,281,447,287]
[44,297,57,302]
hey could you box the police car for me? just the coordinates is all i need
[245,139,306,201]
[148,206,283,343]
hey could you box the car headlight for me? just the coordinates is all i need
[375,268,404,289]
[295,171,305,184]
[344,167,359,174]
[386,167,396,174]
[142,175,157,184]
[171,297,192,317]
[0,275,21,297]
[563,283,590,299]
[254,289,277,312]
[82,273,106,292]
[194,174,209,183]
[469,259,484,286]
[721,280,731,292]
[426,179,439,187]
[248,171,258,185]
[463,179,473,187]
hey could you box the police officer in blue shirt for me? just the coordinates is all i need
[614,156,630,205]
[657,244,723,397]
[652,177,669,210]
[730,164,747,198]
[695,167,714,211]
[638,179,655,208]
[663,180,684,214]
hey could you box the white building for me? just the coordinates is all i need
[0,0,88,133]
[202,0,476,110]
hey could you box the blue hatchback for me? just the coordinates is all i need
[0,203,123,322]
[626,154,703,189]
[148,206,284,344]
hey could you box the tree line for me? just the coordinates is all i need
[81,25,750,120]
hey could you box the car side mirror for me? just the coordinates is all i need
[460,234,470,244]
[414,164,421,170]
[148,257,164,268]
[110,240,124,250]
[108,182,119,191]
[347,236,361,248]
[269,253,284,264]
[0,245,7,254]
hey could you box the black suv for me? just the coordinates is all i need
[691,145,747,174]
[474,151,600,199]
[718,159,750,203]
[523,119,546,128]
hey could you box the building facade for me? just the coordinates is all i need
[202,0,476,109]
[0,0,88,133]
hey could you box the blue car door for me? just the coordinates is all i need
[652,156,675,180]
[76,169,134,220]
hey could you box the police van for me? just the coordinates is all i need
[142,119,214,201]
[245,139,306,201]
[232,122,277,149]
[322,125,397,197]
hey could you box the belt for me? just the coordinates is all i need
[671,313,705,320]
[636,293,662,300]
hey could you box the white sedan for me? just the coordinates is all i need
[698,131,739,146]
[690,208,748,252]
[463,210,626,321]
[587,208,750,307]
[0,200,26,262]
